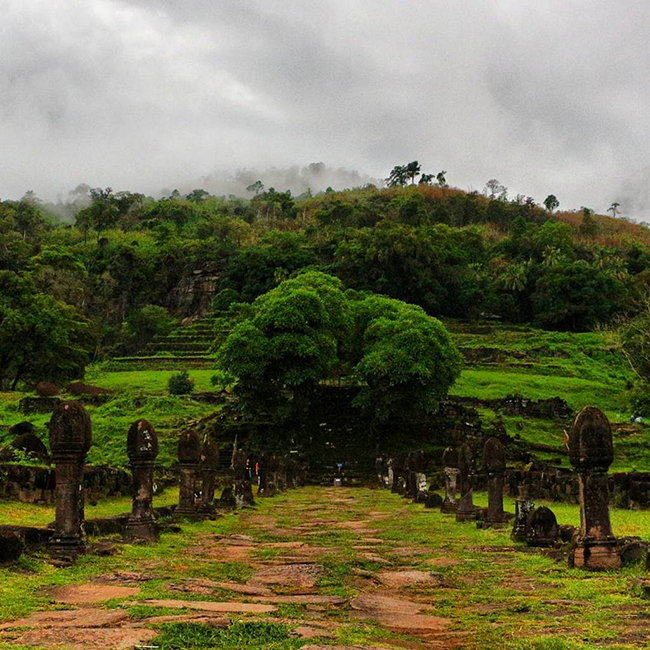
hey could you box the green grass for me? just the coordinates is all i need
[453,369,630,420]
[85,367,219,394]
[0,489,178,527]
[150,622,302,650]
[0,322,641,470]
[448,321,632,417]
[0,383,219,469]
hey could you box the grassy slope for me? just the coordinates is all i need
[446,321,644,471]
[0,320,643,469]
[0,369,220,468]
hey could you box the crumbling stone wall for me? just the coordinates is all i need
[504,469,650,510]
[0,464,131,504]
[449,396,573,420]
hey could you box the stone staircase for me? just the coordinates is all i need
[107,313,231,371]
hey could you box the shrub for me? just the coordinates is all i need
[168,370,194,395]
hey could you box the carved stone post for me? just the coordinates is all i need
[440,447,459,514]
[456,443,477,522]
[392,455,406,495]
[414,450,428,503]
[483,437,507,528]
[286,457,297,489]
[405,452,416,500]
[390,457,400,493]
[175,429,201,519]
[267,454,279,496]
[197,438,220,518]
[233,449,255,508]
[49,401,92,560]
[375,456,387,488]
[257,452,269,496]
[125,419,159,541]
[569,407,620,570]
[277,456,287,492]
[511,485,535,542]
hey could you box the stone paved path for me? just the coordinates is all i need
[2,487,650,649]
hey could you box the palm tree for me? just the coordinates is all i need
[405,161,421,185]
[499,261,531,292]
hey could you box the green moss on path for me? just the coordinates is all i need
[1,487,650,649]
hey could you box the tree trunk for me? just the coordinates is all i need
[11,363,26,391]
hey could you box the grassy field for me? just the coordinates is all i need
[446,322,647,472]
[1,487,650,649]
[0,489,178,528]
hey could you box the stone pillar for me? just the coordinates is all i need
[48,401,92,561]
[277,456,288,492]
[456,443,477,522]
[569,407,620,570]
[483,437,507,528]
[440,447,459,514]
[390,457,400,493]
[511,485,535,542]
[375,456,387,488]
[392,455,406,495]
[267,455,279,496]
[286,457,298,489]
[386,458,394,490]
[197,438,220,518]
[233,449,255,508]
[257,452,269,496]
[405,452,416,500]
[413,450,428,503]
[125,419,159,541]
[175,429,201,519]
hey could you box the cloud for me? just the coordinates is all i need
[1,0,649,219]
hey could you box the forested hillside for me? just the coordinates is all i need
[2,181,650,390]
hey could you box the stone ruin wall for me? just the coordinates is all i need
[427,467,650,510]
[0,464,131,504]
[503,469,650,510]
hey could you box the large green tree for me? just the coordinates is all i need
[0,272,90,390]
[532,260,627,331]
[216,271,462,428]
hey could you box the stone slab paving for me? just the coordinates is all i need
[6,485,621,649]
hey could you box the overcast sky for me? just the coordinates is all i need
[2,0,649,218]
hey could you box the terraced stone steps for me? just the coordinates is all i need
[107,313,232,370]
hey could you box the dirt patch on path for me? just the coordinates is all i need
[426,557,461,567]
[351,592,451,633]
[139,598,276,613]
[12,627,157,650]
[248,562,324,589]
[377,570,440,588]
[49,584,140,604]
[0,609,130,631]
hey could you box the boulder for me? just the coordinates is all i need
[620,540,647,566]
[218,487,236,510]
[9,422,36,437]
[35,382,61,397]
[424,492,443,509]
[10,431,50,464]
[66,382,113,396]
[0,532,24,564]
[558,524,578,543]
